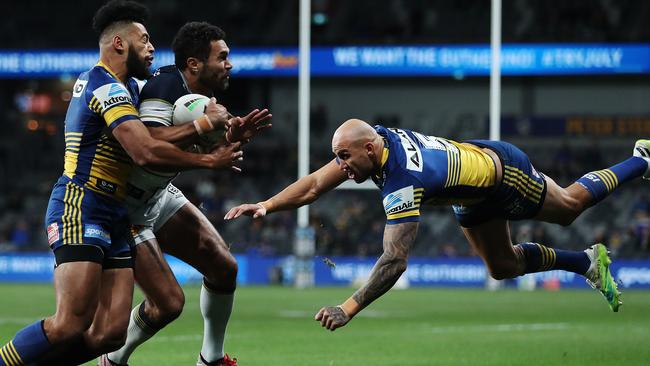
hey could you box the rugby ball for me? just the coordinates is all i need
[172,94,210,125]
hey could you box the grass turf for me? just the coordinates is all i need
[1,284,649,365]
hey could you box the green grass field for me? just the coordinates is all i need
[1,284,649,365]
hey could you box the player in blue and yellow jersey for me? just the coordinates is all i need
[227,118,650,331]
[0,2,244,366]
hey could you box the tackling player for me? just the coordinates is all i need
[226,119,650,330]
[0,2,243,365]
[101,22,271,366]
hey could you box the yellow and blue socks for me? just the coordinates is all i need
[515,242,590,275]
[0,320,50,366]
[576,157,647,203]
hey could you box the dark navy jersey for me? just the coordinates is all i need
[125,65,190,204]
[137,65,190,127]
[372,125,497,224]
[62,61,141,201]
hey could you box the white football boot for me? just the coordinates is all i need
[633,139,650,179]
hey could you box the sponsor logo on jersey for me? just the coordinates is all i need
[47,223,60,245]
[166,184,180,195]
[96,178,117,194]
[108,84,124,96]
[84,224,111,243]
[383,186,415,215]
[72,79,88,98]
[390,128,423,172]
[93,83,132,109]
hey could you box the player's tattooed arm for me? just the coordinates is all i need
[352,222,418,309]
[315,222,418,331]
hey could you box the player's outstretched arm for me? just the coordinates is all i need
[224,158,348,220]
[113,118,242,172]
[315,222,418,331]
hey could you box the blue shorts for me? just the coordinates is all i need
[452,140,547,227]
[45,176,132,268]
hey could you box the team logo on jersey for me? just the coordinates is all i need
[383,186,415,215]
[390,128,423,172]
[84,224,111,243]
[72,79,88,98]
[93,83,132,109]
[47,223,60,245]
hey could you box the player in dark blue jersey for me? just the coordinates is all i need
[0,2,245,366]
[103,22,270,366]
[227,118,650,330]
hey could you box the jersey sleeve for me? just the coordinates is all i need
[137,72,186,127]
[382,171,425,225]
[90,76,139,130]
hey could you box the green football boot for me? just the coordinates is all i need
[585,243,622,312]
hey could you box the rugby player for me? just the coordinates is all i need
[101,22,270,366]
[226,119,650,330]
[0,2,243,365]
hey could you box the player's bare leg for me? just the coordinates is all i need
[0,262,105,365]
[461,217,592,282]
[461,219,523,280]
[156,203,237,365]
[36,267,134,365]
[106,202,237,366]
[105,239,184,365]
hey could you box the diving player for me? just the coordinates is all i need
[226,118,650,330]
[101,22,270,366]
[0,2,243,365]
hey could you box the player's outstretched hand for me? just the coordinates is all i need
[224,203,267,220]
[208,141,243,172]
[205,97,230,130]
[314,306,351,331]
[226,108,272,143]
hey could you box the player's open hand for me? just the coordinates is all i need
[208,141,243,172]
[224,203,267,220]
[314,306,351,331]
[226,108,272,143]
[205,97,230,130]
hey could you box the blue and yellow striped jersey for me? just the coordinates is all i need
[62,61,141,201]
[373,125,497,224]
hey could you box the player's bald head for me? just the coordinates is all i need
[332,119,378,148]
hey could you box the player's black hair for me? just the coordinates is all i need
[172,22,226,70]
[92,0,149,36]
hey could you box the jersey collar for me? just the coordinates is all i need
[96,60,121,81]
[372,141,390,188]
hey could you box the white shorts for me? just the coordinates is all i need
[128,183,189,245]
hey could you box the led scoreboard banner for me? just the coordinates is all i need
[0,44,649,78]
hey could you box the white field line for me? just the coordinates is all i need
[428,322,570,334]
[0,318,39,326]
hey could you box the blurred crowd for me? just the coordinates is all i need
[2,0,649,48]
[2,0,650,259]
[2,112,650,260]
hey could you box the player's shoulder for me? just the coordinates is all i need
[84,65,134,107]
[140,65,187,103]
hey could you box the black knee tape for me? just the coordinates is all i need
[103,256,134,269]
[53,245,104,266]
